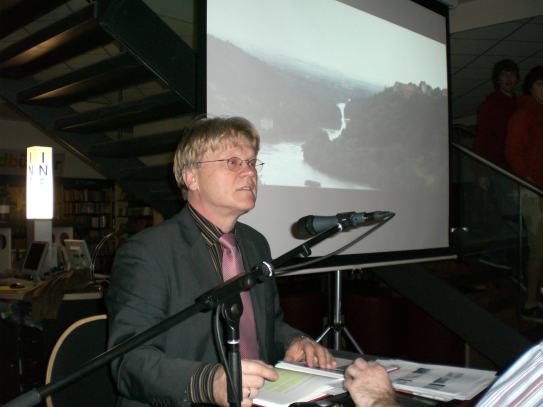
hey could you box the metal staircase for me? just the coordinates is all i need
[0,0,203,217]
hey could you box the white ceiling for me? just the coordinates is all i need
[449,14,543,123]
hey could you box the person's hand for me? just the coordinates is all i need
[283,336,336,369]
[212,359,278,407]
[344,358,400,407]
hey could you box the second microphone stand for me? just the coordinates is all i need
[315,269,364,353]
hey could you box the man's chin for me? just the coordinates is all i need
[238,200,256,214]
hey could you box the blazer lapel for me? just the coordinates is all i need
[177,207,221,294]
[190,238,221,293]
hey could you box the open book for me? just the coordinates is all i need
[253,359,351,407]
[378,359,497,402]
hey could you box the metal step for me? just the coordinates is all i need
[0,0,69,40]
[88,130,182,158]
[0,5,111,78]
[17,53,152,105]
[117,176,182,217]
[54,91,192,133]
[145,192,182,203]
[96,0,198,109]
[125,179,181,201]
[116,178,182,218]
[151,200,183,218]
[118,163,173,181]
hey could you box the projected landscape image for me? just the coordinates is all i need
[303,81,448,190]
[207,0,450,257]
[207,0,448,191]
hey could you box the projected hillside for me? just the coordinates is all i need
[208,35,447,190]
[303,82,448,189]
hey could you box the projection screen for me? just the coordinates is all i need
[206,0,451,269]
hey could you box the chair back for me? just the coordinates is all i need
[46,314,117,407]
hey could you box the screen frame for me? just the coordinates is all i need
[202,0,454,270]
[64,239,92,270]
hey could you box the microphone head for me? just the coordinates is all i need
[373,211,395,220]
[291,215,316,239]
[350,211,394,226]
[292,211,395,239]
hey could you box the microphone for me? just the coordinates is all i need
[293,211,394,238]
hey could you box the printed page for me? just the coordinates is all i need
[253,368,343,407]
[378,359,496,401]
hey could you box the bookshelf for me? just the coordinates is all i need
[0,176,160,274]
[60,178,115,274]
[114,185,156,235]
[0,175,29,265]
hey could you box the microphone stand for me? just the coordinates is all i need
[1,224,344,407]
[273,222,343,268]
[220,299,243,407]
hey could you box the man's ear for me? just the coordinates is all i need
[182,168,198,191]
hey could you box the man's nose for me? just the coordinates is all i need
[239,161,256,175]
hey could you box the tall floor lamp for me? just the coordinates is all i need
[26,146,54,280]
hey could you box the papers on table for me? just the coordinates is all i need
[378,359,497,402]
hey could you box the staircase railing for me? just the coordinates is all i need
[451,124,543,306]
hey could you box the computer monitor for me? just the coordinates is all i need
[64,239,92,270]
[0,227,11,272]
[22,241,49,280]
[52,226,73,246]
[52,226,74,268]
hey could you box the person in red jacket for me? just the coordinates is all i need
[474,59,519,269]
[506,65,543,321]
[475,59,519,170]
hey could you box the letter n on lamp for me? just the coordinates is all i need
[26,146,54,220]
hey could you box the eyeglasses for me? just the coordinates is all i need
[195,157,264,173]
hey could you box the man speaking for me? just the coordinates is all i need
[106,116,335,407]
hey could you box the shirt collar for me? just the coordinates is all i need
[188,203,233,245]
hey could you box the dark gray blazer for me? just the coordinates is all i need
[106,206,303,407]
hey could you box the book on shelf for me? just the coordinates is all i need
[377,359,497,402]
[253,358,352,407]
